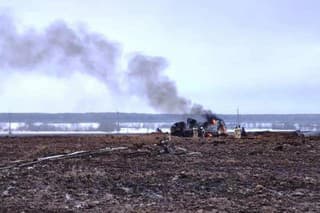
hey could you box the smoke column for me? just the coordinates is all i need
[0,13,211,114]
[127,54,212,113]
[0,14,120,91]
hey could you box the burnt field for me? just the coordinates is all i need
[0,132,320,212]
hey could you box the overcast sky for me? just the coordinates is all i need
[0,0,319,114]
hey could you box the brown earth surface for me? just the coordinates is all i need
[0,132,320,212]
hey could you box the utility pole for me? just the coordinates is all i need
[8,112,12,137]
[116,111,120,133]
[237,107,240,127]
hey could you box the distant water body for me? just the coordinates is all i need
[0,113,319,133]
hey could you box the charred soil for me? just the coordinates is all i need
[0,132,320,212]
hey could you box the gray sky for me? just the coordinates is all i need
[0,0,319,114]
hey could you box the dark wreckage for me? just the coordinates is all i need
[170,114,227,137]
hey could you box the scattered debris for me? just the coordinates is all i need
[187,152,202,156]
[274,145,284,151]
[157,140,176,154]
[0,132,319,212]
[0,147,128,170]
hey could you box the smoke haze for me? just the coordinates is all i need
[0,13,210,114]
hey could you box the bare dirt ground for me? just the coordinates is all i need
[0,132,320,212]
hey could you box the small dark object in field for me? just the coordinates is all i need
[274,145,284,151]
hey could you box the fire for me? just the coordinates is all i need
[205,132,213,137]
[170,113,228,138]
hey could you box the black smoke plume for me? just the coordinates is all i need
[0,14,120,91]
[0,13,212,114]
[204,113,222,123]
